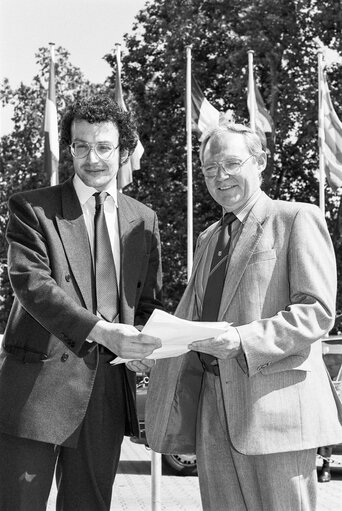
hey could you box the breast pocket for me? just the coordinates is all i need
[248,249,276,265]
[238,249,278,319]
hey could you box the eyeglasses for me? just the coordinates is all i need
[69,141,118,161]
[202,155,254,178]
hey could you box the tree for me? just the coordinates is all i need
[103,0,342,320]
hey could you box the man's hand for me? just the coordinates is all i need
[188,327,242,359]
[125,359,156,373]
[88,320,162,359]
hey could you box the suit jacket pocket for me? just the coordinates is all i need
[248,248,276,265]
[4,345,47,363]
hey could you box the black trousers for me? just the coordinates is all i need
[0,353,127,511]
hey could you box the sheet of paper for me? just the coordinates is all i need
[111,309,230,365]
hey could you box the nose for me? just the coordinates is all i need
[216,164,229,180]
[87,147,100,162]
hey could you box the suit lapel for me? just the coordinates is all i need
[175,221,220,320]
[55,178,94,311]
[117,193,145,323]
[218,193,273,319]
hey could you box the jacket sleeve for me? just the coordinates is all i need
[236,204,336,377]
[6,193,99,355]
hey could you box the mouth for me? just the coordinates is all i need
[84,167,106,173]
[218,184,236,191]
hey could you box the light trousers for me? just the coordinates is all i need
[196,371,317,511]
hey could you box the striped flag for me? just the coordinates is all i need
[247,80,274,135]
[191,75,220,141]
[319,68,342,190]
[114,44,144,190]
[44,43,59,186]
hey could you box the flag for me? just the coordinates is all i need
[191,75,220,140]
[247,80,274,135]
[114,44,144,189]
[44,44,59,186]
[320,69,342,190]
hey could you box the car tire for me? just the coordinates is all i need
[162,453,198,476]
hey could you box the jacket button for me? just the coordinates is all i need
[65,274,71,282]
[61,353,69,362]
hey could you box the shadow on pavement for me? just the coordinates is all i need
[117,460,196,477]
[117,460,151,475]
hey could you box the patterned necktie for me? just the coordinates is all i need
[94,192,119,322]
[199,212,236,369]
[201,212,236,322]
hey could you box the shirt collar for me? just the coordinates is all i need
[73,174,118,207]
[223,188,262,224]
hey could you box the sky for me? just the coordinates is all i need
[0,0,148,135]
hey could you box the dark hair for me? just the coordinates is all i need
[61,93,138,163]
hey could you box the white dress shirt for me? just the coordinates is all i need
[73,174,121,289]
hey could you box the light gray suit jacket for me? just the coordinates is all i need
[0,177,162,446]
[146,192,342,455]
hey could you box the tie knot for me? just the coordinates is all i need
[94,191,108,208]
[222,212,236,227]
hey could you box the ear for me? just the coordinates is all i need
[256,151,267,173]
[119,149,129,166]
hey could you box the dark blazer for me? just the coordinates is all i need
[0,177,162,446]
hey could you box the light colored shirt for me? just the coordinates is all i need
[195,189,262,317]
[73,174,121,288]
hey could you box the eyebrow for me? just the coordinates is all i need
[204,156,242,162]
[72,139,113,143]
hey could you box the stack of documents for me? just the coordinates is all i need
[112,309,230,365]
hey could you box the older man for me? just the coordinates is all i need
[0,93,162,511]
[146,122,342,510]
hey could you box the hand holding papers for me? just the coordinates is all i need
[112,309,230,365]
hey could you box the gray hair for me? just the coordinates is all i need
[199,121,266,164]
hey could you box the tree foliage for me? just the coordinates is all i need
[103,0,342,326]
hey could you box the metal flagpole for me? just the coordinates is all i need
[45,42,59,186]
[151,450,161,510]
[318,49,325,215]
[146,43,162,511]
[248,50,256,132]
[186,45,193,279]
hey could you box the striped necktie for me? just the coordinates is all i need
[93,191,119,322]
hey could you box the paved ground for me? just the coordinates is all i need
[47,437,342,510]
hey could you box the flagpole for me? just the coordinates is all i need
[318,49,325,214]
[248,50,256,132]
[146,41,162,507]
[186,45,193,279]
[44,42,59,186]
[115,39,161,510]
[114,43,124,192]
